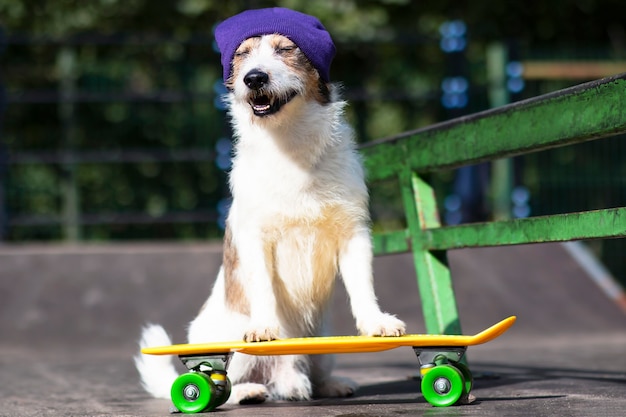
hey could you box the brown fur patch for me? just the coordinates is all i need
[226,37,261,90]
[223,224,250,316]
[262,205,358,329]
[270,35,331,105]
[312,205,361,301]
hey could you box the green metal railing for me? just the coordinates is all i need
[361,73,626,335]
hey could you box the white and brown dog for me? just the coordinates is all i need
[135,7,405,405]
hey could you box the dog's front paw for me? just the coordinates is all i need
[228,383,269,405]
[243,326,280,342]
[358,313,406,337]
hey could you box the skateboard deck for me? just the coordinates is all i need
[142,315,516,357]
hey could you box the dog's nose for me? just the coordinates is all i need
[244,70,269,90]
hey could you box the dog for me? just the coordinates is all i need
[135,7,406,405]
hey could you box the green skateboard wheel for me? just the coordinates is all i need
[171,372,215,413]
[421,364,465,407]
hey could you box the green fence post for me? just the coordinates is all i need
[487,42,513,221]
[400,169,462,335]
[57,46,81,241]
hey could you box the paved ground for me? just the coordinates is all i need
[1,242,625,416]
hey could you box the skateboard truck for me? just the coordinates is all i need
[179,353,233,372]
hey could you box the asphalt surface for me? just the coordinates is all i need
[1,242,625,416]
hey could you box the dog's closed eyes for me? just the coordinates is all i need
[234,36,298,57]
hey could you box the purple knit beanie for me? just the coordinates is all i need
[215,7,336,82]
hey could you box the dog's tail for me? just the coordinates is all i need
[134,324,179,399]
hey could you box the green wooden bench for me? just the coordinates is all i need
[361,73,626,335]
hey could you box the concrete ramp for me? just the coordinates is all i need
[450,243,625,334]
[0,241,623,349]
[0,244,222,348]
[338,242,625,336]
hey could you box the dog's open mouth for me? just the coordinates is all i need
[249,91,298,116]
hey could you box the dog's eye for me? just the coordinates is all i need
[235,49,251,58]
[276,45,296,55]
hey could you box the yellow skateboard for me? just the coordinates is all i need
[142,316,516,412]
